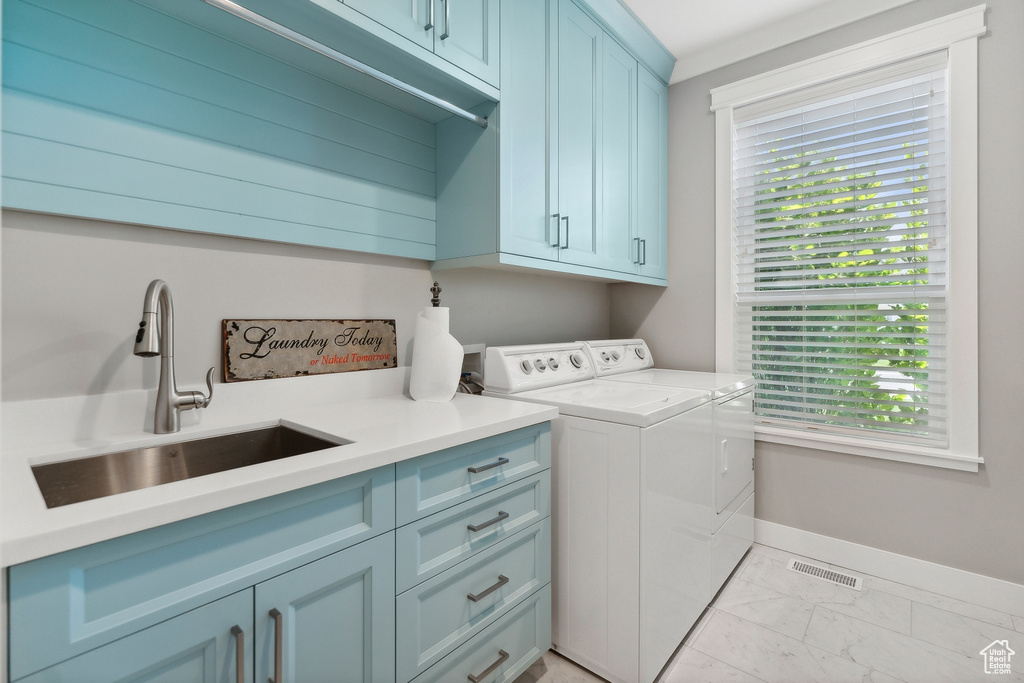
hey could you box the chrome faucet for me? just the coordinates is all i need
[133,279,215,433]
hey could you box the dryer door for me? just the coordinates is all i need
[715,390,754,515]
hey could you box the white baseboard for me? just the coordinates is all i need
[755,520,1024,618]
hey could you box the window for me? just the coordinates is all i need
[712,7,984,470]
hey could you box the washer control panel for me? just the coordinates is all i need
[484,343,594,394]
[581,339,654,376]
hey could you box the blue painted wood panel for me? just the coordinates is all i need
[1,0,438,259]
[636,65,669,280]
[396,471,551,592]
[600,34,639,274]
[395,519,551,682]
[346,0,435,51]
[17,590,254,683]
[556,0,602,268]
[254,533,396,683]
[410,584,551,683]
[497,0,557,261]
[8,465,395,681]
[434,0,501,88]
[395,423,551,525]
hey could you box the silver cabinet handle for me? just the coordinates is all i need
[468,649,510,682]
[467,510,509,532]
[269,608,283,683]
[467,456,509,474]
[231,626,245,683]
[640,238,647,266]
[560,215,570,249]
[441,0,451,40]
[551,214,562,247]
[634,237,641,264]
[467,574,509,602]
[425,0,434,30]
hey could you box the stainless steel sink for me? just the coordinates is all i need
[32,425,349,509]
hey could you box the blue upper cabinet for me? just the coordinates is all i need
[598,28,641,275]
[345,0,436,51]
[1,0,499,262]
[345,0,500,87]
[556,0,603,270]
[435,0,501,87]
[636,65,669,280]
[433,0,673,286]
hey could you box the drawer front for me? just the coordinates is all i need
[397,471,550,592]
[396,518,551,682]
[411,584,551,683]
[8,465,395,681]
[396,423,551,525]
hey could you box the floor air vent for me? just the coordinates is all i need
[786,559,863,590]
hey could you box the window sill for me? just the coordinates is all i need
[755,425,983,472]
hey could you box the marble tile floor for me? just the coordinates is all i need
[514,543,1024,683]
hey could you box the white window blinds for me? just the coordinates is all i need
[732,53,949,447]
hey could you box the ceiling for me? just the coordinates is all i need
[619,0,917,83]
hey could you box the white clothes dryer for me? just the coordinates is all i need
[581,339,756,596]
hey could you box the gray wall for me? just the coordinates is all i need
[611,0,1024,584]
[1,210,610,401]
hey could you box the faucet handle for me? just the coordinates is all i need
[195,367,215,409]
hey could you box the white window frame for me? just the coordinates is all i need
[712,6,984,471]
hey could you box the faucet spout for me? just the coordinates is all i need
[134,279,214,433]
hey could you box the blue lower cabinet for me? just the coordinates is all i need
[254,532,396,683]
[396,519,551,682]
[7,425,553,683]
[412,584,551,683]
[18,590,254,683]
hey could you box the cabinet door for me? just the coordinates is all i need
[345,0,434,50]
[498,0,558,261]
[599,35,639,274]
[635,66,668,279]
[19,590,253,683]
[434,0,500,86]
[254,533,396,683]
[556,0,603,268]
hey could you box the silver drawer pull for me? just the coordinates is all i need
[467,457,509,474]
[269,608,283,683]
[467,574,509,602]
[468,649,510,682]
[467,510,509,532]
[231,625,245,683]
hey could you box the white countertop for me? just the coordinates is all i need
[0,369,556,567]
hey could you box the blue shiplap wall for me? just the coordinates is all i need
[1,0,438,259]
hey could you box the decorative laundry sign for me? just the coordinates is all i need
[223,319,397,382]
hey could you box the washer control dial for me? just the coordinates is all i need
[520,360,533,374]
[534,358,547,372]
[635,346,646,360]
[569,352,584,369]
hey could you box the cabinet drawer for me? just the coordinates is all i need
[8,465,395,681]
[411,584,551,683]
[396,518,551,682]
[397,471,550,592]
[396,423,550,525]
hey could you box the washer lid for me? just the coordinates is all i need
[504,379,710,428]
[603,368,754,399]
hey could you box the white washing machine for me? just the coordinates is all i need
[582,339,756,596]
[484,343,714,683]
